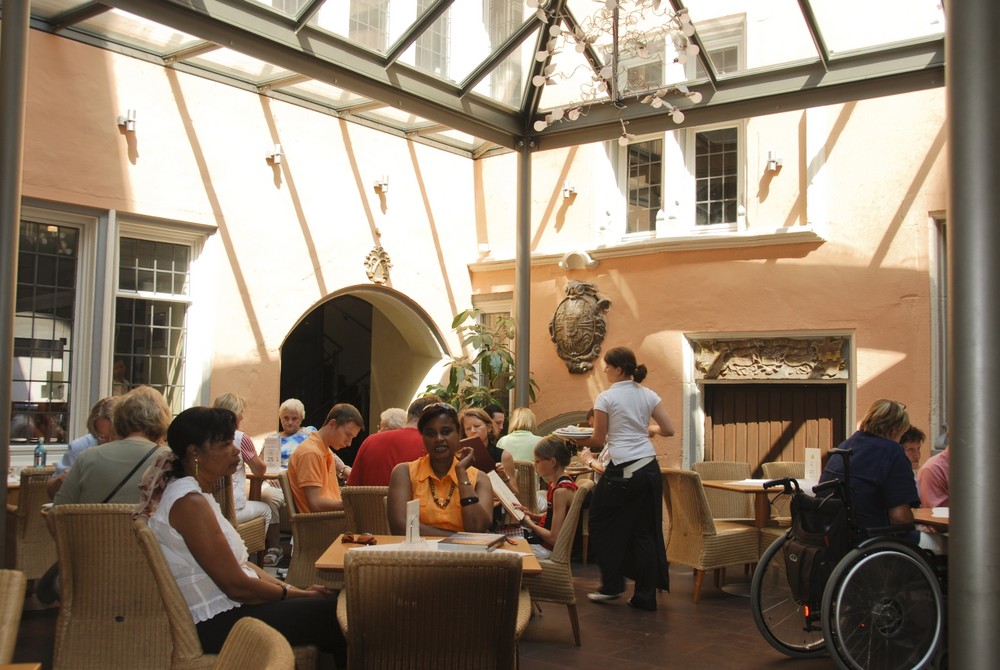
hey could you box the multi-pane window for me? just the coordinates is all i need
[695,128,738,226]
[485,0,523,108]
[10,221,78,444]
[114,238,191,415]
[349,0,390,52]
[626,139,663,234]
[416,0,450,78]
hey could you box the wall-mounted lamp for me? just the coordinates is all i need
[117,109,137,133]
[265,143,282,165]
[766,151,783,173]
[562,182,576,199]
[374,176,389,195]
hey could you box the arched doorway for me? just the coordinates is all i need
[279,287,448,463]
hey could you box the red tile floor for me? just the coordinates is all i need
[13,561,836,669]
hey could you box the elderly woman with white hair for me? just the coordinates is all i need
[278,398,350,483]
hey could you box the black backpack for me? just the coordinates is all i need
[781,490,853,607]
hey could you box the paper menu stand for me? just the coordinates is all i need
[263,434,281,475]
[804,448,821,481]
[404,498,421,543]
[487,470,525,523]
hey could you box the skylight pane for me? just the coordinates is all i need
[242,0,313,19]
[187,48,294,83]
[472,36,534,110]
[810,0,945,55]
[73,8,203,55]
[277,79,373,109]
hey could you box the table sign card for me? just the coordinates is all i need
[805,448,821,481]
[404,499,420,543]
[263,435,281,474]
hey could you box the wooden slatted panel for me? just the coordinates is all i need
[703,384,847,476]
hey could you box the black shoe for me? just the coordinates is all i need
[627,597,656,611]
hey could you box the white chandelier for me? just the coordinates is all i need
[528,0,704,143]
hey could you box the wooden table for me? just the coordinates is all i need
[316,534,543,575]
[0,664,42,670]
[913,507,950,531]
[247,472,280,503]
[701,478,818,529]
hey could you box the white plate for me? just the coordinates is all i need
[553,426,594,439]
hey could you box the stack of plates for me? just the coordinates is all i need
[552,425,594,440]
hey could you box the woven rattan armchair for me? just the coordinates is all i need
[336,549,530,670]
[513,460,543,514]
[51,504,171,670]
[691,461,753,521]
[213,476,266,562]
[212,617,294,670]
[340,486,390,534]
[278,472,347,589]
[5,465,57,584]
[133,516,317,670]
[523,478,593,646]
[0,569,27,663]
[661,469,760,603]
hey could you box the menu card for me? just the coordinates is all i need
[805,448,821,481]
[488,470,525,522]
[263,434,281,474]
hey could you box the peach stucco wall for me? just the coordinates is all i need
[18,29,947,463]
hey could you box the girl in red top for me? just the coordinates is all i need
[518,435,578,559]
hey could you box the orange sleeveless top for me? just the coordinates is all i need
[407,455,480,532]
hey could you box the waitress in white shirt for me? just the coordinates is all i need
[572,346,674,612]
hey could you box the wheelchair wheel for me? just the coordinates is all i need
[750,531,826,658]
[822,539,943,670]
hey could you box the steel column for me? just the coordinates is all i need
[949,0,1000,665]
[0,0,32,567]
[514,139,532,408]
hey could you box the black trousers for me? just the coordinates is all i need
[588,459,669,605]
[196,596,345,664]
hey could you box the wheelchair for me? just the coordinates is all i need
[750,448,947,670]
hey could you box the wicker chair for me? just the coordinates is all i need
[336,549,530,670]
[5,465,57,585]
[212,617,294,670]
[51,504,172,670]
[661,469,760,603]
[340,486,390,534]
[513,460,543,514]
[523,478,594,646]
[213,476,266,563]
[133,516,317,670]
[278,472,348,589]
[0,569,27,664]
[760,461,805,523]
[691,461,753,521]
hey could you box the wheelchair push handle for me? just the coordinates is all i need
[762,477,800,494]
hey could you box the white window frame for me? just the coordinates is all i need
[113,219,212,412]
[688,13,747,81]
[617,119,746,242]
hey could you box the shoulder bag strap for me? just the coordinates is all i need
[102,444,160,503]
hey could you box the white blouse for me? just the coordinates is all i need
[148,476,256,623]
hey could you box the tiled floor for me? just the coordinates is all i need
[13,560,836,669]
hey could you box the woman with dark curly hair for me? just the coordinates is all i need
[135,406,343,662]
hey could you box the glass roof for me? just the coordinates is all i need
[6,0,946,157]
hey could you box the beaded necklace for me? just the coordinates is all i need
[428,478,457,509]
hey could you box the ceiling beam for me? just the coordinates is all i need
[535,41,944,151]
[293,0,327,34]
[106,0,523,148]
[797,0,831,71]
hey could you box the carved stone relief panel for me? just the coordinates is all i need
[691,336,849,380]
[549,280,612,373]
[364,246,392,285]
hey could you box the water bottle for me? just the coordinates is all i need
[33,437,47,467]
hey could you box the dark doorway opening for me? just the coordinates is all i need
[280,295,373,463]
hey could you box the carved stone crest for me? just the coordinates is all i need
[364,246,392,285]
[549,280,611,373]
[691,336,849,380]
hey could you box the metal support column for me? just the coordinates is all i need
[949,0,1000,665]
[0,0,32,567]
[514,138,532,408]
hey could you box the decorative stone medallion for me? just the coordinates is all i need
[549,280,612,373]
[364,246,392,284]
